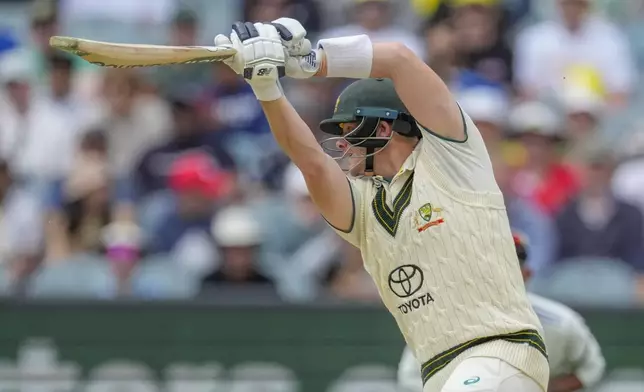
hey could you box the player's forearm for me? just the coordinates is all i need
[548,375,584,392]
[260,96,355,233]
[259,97,327,174]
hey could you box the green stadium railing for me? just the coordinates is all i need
[0,300,642,391]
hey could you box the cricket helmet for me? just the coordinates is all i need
[319,78,421,175]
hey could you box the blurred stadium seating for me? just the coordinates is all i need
[0,0,643,390]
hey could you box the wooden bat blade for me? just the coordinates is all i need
[49,36,237,68]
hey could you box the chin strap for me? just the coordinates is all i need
[364,148,375,177]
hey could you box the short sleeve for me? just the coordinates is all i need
[326,177,367,249]
[566,314,606,388]
[418,109,499,193]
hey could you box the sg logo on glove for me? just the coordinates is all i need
[214,21,286,82]
[214,18,317,83]
[256,68,273,76]
[232,21,286,81]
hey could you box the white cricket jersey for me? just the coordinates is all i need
[330,111,549,391]
[397,293,606,392]
[528,293,605,385]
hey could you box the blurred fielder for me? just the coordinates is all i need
[215,17,549,391]
[399,234,605,392]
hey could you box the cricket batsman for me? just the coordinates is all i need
[399,234,606,392]
[214,18,549,391]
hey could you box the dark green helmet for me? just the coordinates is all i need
[319,78,416,137]
[319,78,420,175]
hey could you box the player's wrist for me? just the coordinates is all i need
[249,81,283,102]
[316,35,373,79]
[314,50,327,77]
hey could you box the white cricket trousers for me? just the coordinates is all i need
[434,357,544,392]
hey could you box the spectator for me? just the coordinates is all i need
[43,53,92,113]
[27,0,95,90]
[255,163,343,301]
[204,205,276,290]
[514,0,637,106]
[411,0,451,20]
[203,64,269,137]
[243,0,323,38]
[244,0,286,21]
[0,161,44,294]
[101,219,143,296]
[560,87,605,166]
[449,0,515,88]
[455,86,509,158]
[556,145,644,271]
[41,53,102,136]
[150,9,213,98]
[28,0,60,66]
[493,158,556,274]
[420,0,512,92]
[202,63,278,184]
[613,131,644,217]
[44,138,113,261]
[0,51,32,161]
[147,153,232,278]
[169,8,198,47]
[420,13,457,84]
[414,0,531,29]
[95,69,172,202]
[0,49,79,187]
[320,0,426,59]
[135,95,236,198]
[509,101,581,215]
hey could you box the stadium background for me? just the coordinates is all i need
[0,0,643,390]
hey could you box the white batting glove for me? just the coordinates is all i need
[285,50,323,79]
[270,17,312,56]
[265,17,320,79]
[214,21,286,101]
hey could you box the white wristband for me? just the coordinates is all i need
[317,35,373,79]
[251,81,283,102]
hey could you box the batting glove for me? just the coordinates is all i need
[270,17,312,56]
[214,21,286,101]
[267,17,320,79]
[285,50,323,79]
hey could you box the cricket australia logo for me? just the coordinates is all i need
[388,265,434,314]
[415,203,445,233]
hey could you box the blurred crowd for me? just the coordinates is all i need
[0,0,643,305]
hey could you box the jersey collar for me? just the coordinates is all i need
[393,138,423,180]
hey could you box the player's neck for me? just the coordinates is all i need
[375,138,419,178]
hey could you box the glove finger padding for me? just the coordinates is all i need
[214,33,243,74]
[271,17,306,41]
[242,23,286,81]
[213,34,232,46]
[271,17,311,56]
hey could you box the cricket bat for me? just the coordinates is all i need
[49,36,237,68]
